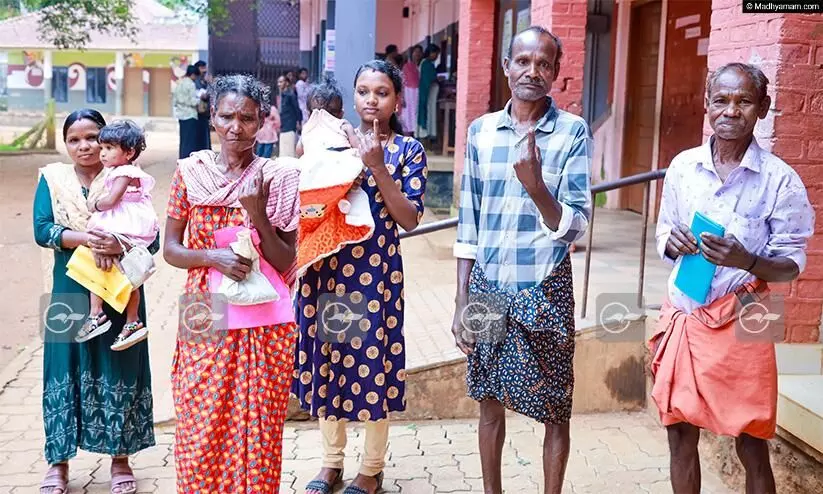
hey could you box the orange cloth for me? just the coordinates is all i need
[648,280,777,439]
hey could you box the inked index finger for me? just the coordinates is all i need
[527,128,537,159]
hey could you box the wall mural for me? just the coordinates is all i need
[5,51,191,93]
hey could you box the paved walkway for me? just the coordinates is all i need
[0,341,731,493]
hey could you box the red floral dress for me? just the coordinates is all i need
[167,167,298,493]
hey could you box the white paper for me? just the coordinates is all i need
[516,8,530,33]
[697,37,709,57]
[675,14,700,29]
[684,26,701,39]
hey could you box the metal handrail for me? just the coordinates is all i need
[398,168,669,318]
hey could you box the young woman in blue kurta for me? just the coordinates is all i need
[293,60,428,494]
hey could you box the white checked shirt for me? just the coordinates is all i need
[454,98,593,293]
[656,137,814,313]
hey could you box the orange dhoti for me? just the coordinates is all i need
[648,280,778,439]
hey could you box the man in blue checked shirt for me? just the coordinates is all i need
[451,26,592,494]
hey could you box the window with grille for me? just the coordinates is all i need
[86,67,107,104]
[52,67,68,103]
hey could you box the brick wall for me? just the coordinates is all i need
[453,0,495,189]
[707,0,823,342]
[531,0,588,115]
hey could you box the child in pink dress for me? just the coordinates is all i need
[76,120,159,351]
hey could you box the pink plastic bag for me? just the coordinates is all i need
[208,226,295,329]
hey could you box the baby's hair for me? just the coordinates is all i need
[98,119,146,161]
[307,74,344,114]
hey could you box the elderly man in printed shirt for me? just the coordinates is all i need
[451,26,592,494]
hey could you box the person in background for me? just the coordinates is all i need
[173,65,201,159]
[295,67,311,125]
[193,60,212,151]
[286,70,297,85]
[278,74,302,157]
[417,45,441,144]
[401,45,423,137]
[650,62,814,494]
[384,44,398,61]
[256,104,281,158]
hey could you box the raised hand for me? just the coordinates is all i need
[359,118,388,173]
[239,167,271,222]
[513,128,544,194]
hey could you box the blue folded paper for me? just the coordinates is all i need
[673,211,726,304]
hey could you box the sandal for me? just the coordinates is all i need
[40,463,69,494]
[110,458,137,494]
[343,472,384,494]
[305,468,344,494]
[75,312,112,343]
[110,321,148,352]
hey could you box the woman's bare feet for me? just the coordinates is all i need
[40,462,68,494]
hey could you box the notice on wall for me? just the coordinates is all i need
[684,26,701,39]
[675,14,700,29]
[501,9,513,64]
[324,29,335,72]
[516,8,530,34]
[697,37,709,57]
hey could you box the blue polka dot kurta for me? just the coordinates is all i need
[292,135,428,421]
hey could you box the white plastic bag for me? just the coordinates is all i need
[217,229,280,306]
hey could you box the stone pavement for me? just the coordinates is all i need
[0,339,732,494]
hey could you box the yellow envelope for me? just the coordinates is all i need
[66,245,133,313]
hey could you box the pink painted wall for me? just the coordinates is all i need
[377,0,406,53]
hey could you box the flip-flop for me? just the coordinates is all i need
[110,460,137,494]
[343,472,384,494]
[75,312,112,343]
[40,463,69,494]
[305,468,343,494]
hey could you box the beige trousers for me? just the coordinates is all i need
[279,131,296,157]
[320,418,389,476]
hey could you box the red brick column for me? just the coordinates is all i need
[707,4,823,342]
[531,0,588,115]
[453,0,496,192]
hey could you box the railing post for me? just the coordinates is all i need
[638,181,651,310]
[580,192,596,319]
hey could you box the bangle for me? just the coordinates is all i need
[746,254,758,272]
[93,199,100,212]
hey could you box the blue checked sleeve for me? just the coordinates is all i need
[540,123,592,244]
[454,123,482,259]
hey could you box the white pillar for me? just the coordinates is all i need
[114,51,124,115]
[43,50,53,104]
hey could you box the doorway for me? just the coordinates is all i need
[148,68,172,117]
[620,0,661,213]
[492,0,532,112]
[123,67,144,116]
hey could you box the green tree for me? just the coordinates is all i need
[16,0,231,50]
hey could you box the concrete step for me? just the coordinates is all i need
[776,343,823,375]
[777,374,823,456]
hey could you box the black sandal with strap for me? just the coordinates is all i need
[305,468,343,494]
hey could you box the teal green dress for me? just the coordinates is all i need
[33,176,156,464]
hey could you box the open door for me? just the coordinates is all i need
[491,0,532,112]
[621,0,661,213]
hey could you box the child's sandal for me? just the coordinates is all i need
[110,321,148,352]
[75,312,112,343]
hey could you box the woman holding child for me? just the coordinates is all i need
[34,109,156,494]
[293,60,428,494]
[164,74,301,492]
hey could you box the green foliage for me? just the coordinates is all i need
[12,0,232,49]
